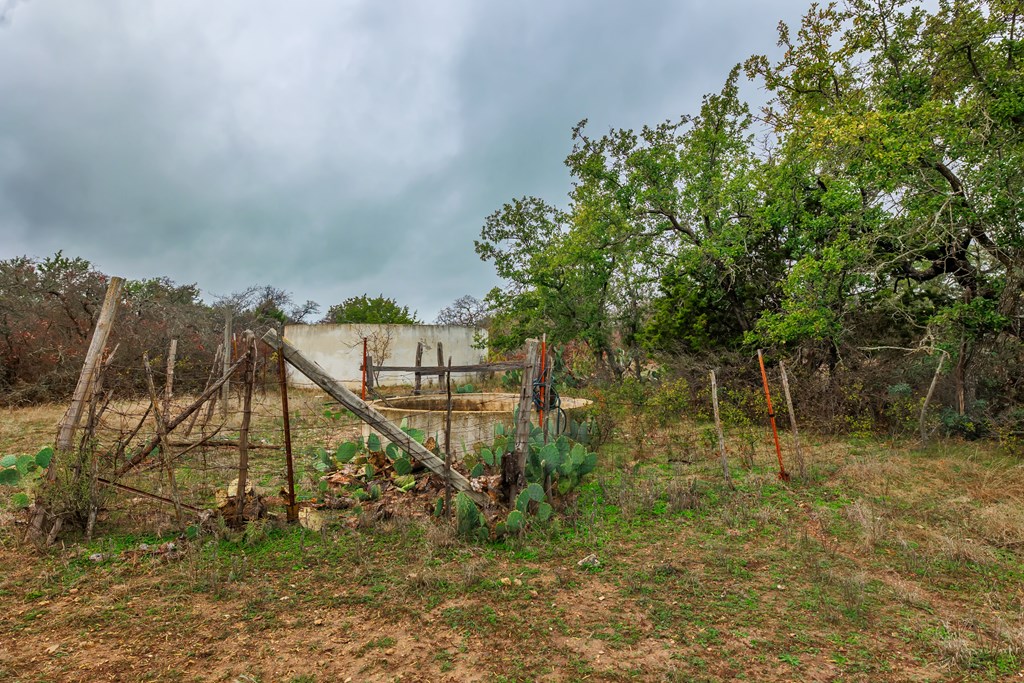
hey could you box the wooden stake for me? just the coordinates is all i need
[115,356,246,477]
[164,338,177,416]
[84,346,118,540]
[778,361,806,480]
[234,331,256,525]
[436,342,445,388]
[55,277,124,455]
[414,341,423,395]
[710,370,733,489]
[184,343,222,438]
[144,352,183,525]
[221,310,232,418]
[505,339,540,506]
[920,350,947,444]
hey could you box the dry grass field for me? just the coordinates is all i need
[1,390,1023,682]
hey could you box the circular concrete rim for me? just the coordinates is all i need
[369,392,592,414]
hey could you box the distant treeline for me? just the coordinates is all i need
[0,252,314,405]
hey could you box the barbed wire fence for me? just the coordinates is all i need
[22,279,1002,546]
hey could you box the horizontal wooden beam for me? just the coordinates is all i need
[96,477,202,513]
[375,362,527,374]
[262,329,488,506]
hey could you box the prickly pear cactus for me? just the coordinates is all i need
[455,492,484,538]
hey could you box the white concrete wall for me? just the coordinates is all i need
[282,323,488,389]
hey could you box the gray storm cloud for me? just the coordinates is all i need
[0,0,809,318]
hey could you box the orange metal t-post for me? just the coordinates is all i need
[758,349,790,481]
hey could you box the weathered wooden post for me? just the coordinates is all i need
[414,341,424,395]
[436,342,445,389]
[710,370,733,489]
[234,331,257,525]
[920,350,947,444]
[27,276,123,545]
[221,310,232,418]
[164,339,177,416]
[504,339,540,507]
[144,352,183,524]
[778,361,806,480]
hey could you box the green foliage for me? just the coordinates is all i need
[393,475,416,492]
[523,429,599,495]
[0,445,52,493]
[34,447,53,468]
[500,370,522,392]
[336,442,358,464]
[941,407,990,440]
[505,509,525,534]
[536,501,553,522]
[311,447,333,472]
[455,492,487,541]
[323,294,420,325]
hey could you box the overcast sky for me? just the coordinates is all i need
[0,0,810,320]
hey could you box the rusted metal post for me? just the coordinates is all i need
[757,349,789,482]
[444,357,453,517]
[278,348,298,522]
[539,334,547,443]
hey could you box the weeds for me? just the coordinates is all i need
[844,499,886,549]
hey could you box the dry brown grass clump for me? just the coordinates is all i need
[937,629,977,668]
[844,498,887,549]
[972,501,1024,548]
[935,532,998,566]
[836,456,906,494]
